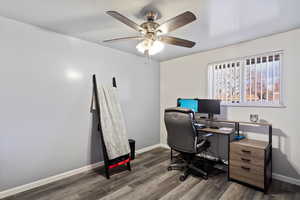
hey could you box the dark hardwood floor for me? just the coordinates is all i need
[3,148,300,200]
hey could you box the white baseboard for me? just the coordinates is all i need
[0,161,104,199]
[159,143,170,149]
[2,143,299,199]
[272,173,300,186]
[135,144,162,154]
[0,143,162,199]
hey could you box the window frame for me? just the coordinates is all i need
[208,50,285,108]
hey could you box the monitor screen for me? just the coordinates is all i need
[177,99,198,112]
[198,99,221,114]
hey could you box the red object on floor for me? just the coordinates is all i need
[108,158,130,169]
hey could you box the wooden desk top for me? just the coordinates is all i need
[197,127,234,135]
[197,118,272,127]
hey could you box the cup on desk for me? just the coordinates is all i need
[250,114,259,123]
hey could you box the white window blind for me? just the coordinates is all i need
[208,51,283,106]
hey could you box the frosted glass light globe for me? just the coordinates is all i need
[136,39,164,55]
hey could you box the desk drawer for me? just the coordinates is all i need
[230,143,264,160]
[230,152,264,167]
[230,159,264,175]
[230,164,264,189]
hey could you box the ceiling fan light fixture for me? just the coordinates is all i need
[149,40,164,55]
[136,39,164,56]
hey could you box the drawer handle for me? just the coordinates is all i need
[241,149,251,154]
[241,166,251,171]
[241,158,251,162]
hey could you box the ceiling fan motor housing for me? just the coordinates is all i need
[141,21,160,34]
[146,11,159,21]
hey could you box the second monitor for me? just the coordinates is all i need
[198,99,221,120]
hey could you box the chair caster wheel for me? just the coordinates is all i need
[179,175,186,182]
[167,166,172,171]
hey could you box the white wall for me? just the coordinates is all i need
[161,28,300,180]
[0,16,160,191]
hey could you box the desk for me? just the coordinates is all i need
[197,119,272,192]
[196,127,234,180]
[196,119,272,164]
[198,119,272,144]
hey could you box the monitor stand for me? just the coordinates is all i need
[208,113,214,120]
[208,113,219,129]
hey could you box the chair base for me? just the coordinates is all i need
[167,158,208,181]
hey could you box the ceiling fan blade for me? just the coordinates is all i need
[106,11,144,32]
[158,11,196,34]
[103,36,143,43]
[160,36,196,48]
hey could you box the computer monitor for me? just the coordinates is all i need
[198,99,221,119]
[177,98,198,112]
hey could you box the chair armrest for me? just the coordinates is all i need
[201,133,213,138]
[198,132,213,138]
[196,133,212,147]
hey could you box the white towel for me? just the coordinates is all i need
[96,85,130,160]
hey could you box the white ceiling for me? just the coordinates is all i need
[0,0,300,61]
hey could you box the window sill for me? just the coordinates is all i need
[221,103,286,108]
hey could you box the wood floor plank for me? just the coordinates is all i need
[143,172,183,200]
[194,173,231,200]
[159,177,201,200]
[79,158,170,200]
[251,192,268,200]
[178,180,207,200]
[98,186,133,200]
[219,183,249,200]
[240,188,257,200]
[2,148,300,200]
[114,170,180,200]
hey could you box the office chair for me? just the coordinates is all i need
[164,107,212,181]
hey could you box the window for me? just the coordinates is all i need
[208,51,283,106]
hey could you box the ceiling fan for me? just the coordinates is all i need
[104,10,196,56]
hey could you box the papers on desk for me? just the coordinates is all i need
[219,127,233,132]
